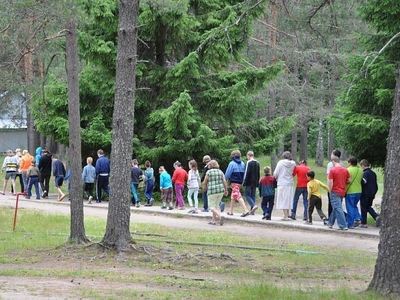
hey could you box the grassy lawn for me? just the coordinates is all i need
[0,208,382,299]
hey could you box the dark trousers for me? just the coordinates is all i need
[327,192,333,217]
[84,182,94,198]
[96,176,109,201]
[245,186,257,209]
[291,187,308,220]
[27,176,40,199]
[40,173,51,197]
[360,195,379,224]
[308,195,327,223]
[11,173,24,193]
[202,191,208,210]
[261,195,274,219]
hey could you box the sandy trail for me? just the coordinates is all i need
[0,198,378,252]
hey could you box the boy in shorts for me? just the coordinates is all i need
[1,150,18,195]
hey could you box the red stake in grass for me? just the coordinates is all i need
[13,192,26,231]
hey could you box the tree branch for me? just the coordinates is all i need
[256,19,296,38]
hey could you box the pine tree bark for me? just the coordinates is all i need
[102,0,138,251]
[369,66,400,296]
[291,129,297,161]
[23,51,37,154]
[315,119,324,166]
[299,123,308,161]
[65,17,89,244]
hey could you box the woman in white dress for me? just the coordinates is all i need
[273,151,296,220]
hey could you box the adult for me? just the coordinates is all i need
[52,155,66,201]
[172,161,188,209]
[35,146,43,167]
[360,159,380,228]
[130,159,143,207]
[273,151,296,221]
[202,160,228,225]
[1,150,18,195]
[327,155,349,230]
[13,148,24,193]
[290,160,310,221]
[38,149,52,198]
[326,149,342,217]
[345,157,363,228]
[243,150,260,214]
[144,161,155,206]
[95,149,110,203]
[159,166,173,210]
[20,150,33,192]
[200,155,211,212]
[225,150,250,217]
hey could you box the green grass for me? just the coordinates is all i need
[0,208,383,299]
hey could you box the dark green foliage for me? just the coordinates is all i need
[332,0,400,166]
[33,0,285,166]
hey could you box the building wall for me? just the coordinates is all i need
[0,129,27,152]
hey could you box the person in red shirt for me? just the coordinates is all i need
[327,156,350,230]
[290,160,311,220]
[172,161,188,209]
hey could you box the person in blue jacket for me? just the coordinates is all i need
[95,149,110,203]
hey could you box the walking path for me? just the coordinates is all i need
[1,192,379,240]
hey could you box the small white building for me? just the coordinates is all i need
[0,92,27,152]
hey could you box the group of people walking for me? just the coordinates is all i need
[1,147,67,201]
[2,147,380,229]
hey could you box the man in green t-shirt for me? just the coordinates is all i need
[346,157,363,228]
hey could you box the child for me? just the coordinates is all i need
[306,170,328,225]
[53,156,66,201]
[187,160,200,213]
[143,161,154,206]
[27,160,41,200]
[82,157,96,204]
[159,166,173,210]
[259,166,276,220]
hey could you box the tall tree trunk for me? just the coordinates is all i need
[299,123,308,161]
[102,0,138,251]
[66,17,89,244]
[315,119,324,167]
[326,123,334,159]
[369,66,400,296]
[291,129,297,161]
[23,51,36,154]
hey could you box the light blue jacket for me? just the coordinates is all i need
[82,164,96,183]
[160,171,172,189]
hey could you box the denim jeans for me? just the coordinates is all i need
[130,182,139,204]
[291,187,308,220]
[245,186,257,208]
[345,193,361,227]
[145,179,154,202]
[27,176,40,199]
[328,192,348,229]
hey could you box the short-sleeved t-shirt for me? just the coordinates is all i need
[293,164,310,188]
[206,169,225,195]
[347,166,362,194]
[329,166,350,197]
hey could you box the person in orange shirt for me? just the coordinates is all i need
[19,150,33,192]
[172,161,188,210]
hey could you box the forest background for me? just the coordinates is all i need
[0,0,396,170]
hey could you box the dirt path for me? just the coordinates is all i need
[0,198,378,253]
